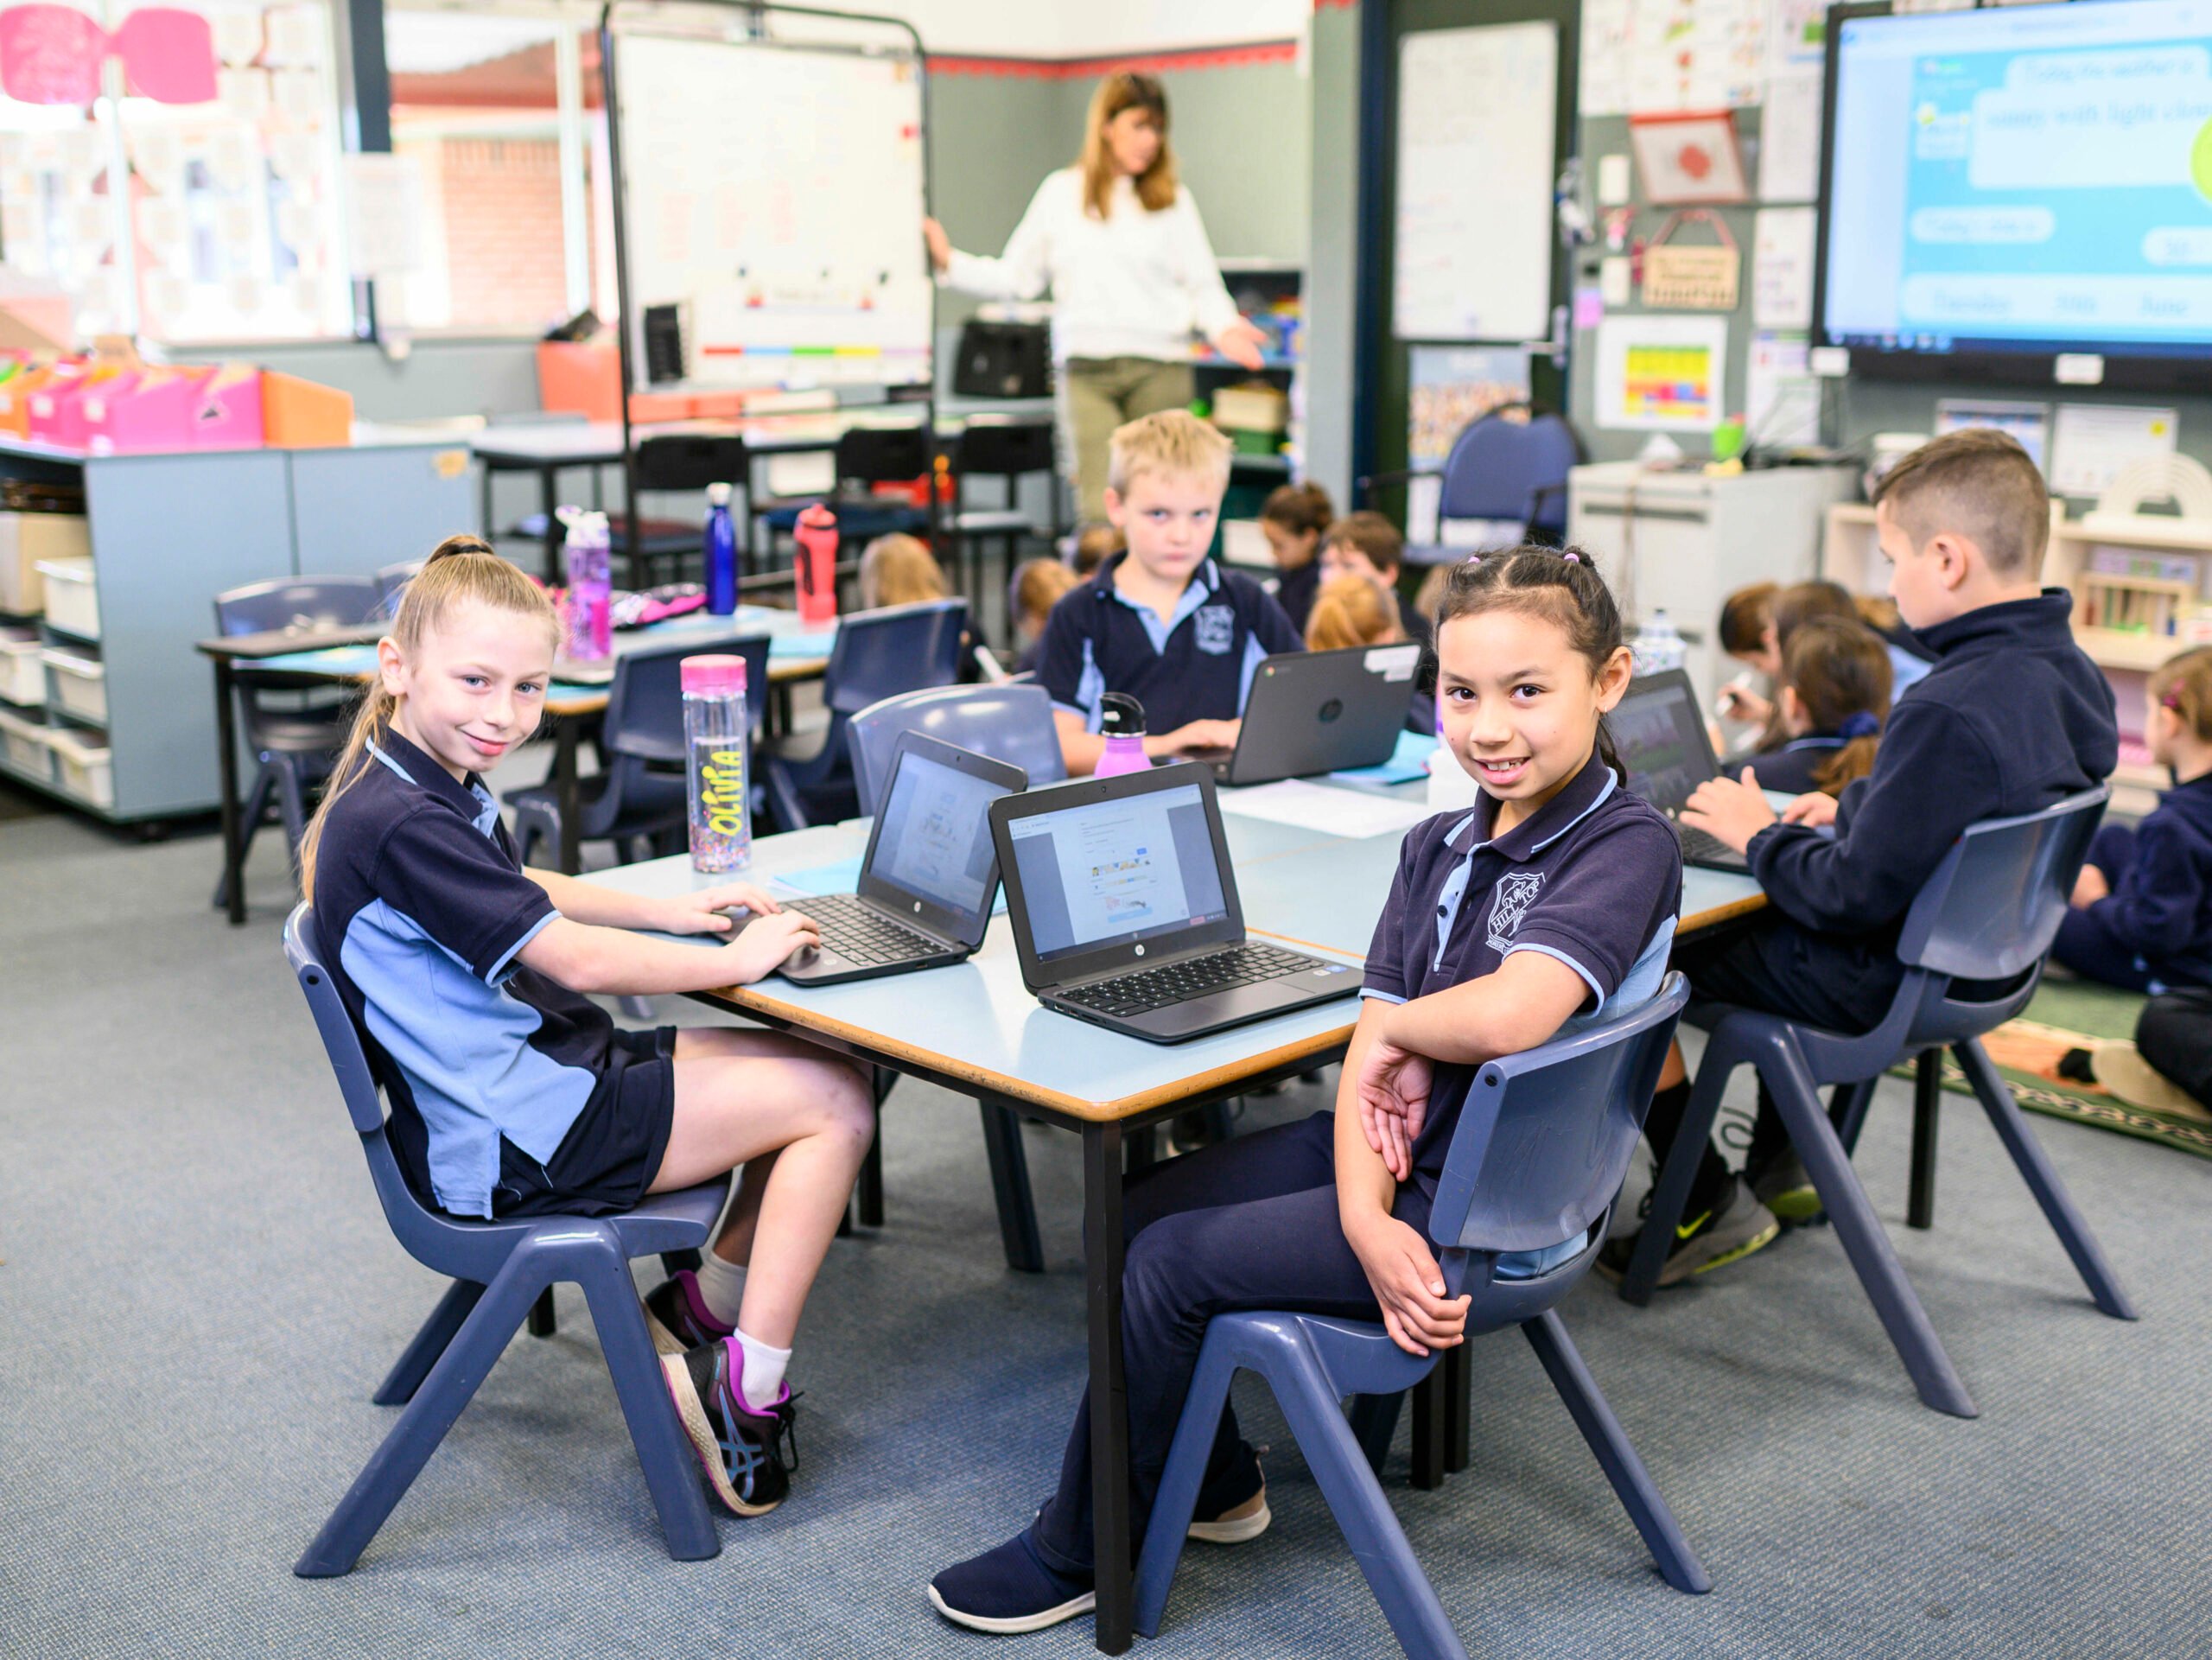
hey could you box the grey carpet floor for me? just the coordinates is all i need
[3,804,2208,1660]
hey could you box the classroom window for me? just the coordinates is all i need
[0,0,355,344]
[383,2,599,334]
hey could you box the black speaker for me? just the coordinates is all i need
[952,319,1050,400]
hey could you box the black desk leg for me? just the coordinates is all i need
[1908,1051,1942,1230]
[555,718,582,876]
[1444,1340,1471,1473]
[215,658,246,925]
[1409,1367,1447,1491]
[1084,1122,1132,1656]
[979,1097,1045,1274]
[541,466,562,584]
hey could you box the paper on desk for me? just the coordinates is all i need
[772,856,1007,914]
[1331,729,1440,786]
[769,630,838,661]
[1216,779,1433,839]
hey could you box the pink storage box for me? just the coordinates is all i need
[193,365,264,448]
[84,367,199,455]
[29,372,109,450]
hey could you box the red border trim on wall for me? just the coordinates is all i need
[928,40,1299,80]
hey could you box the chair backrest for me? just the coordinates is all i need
[1436,405,1582,536]
[957,417,1056,480]
[846,683,1065,816]
[823,597,969,716]
[214,575,382,637]
[601,631,772,764]
[636,432,748,493]
[1896,786,2109,982]
[836,423,932,486]
[375,561,423,619]
[1429,973,1690,1256]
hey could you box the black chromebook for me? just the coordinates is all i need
[1611,670,1750,872]
[988,761,1360,1044]
[1191,641,1423,786]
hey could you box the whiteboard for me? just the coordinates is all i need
[1392,22,1558,344]
[610,31,931,392]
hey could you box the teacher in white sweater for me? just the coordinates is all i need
[925,71,1269,522]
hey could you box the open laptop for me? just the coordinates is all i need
[989,761,1361,1043]
[1609,670,1750,872]
[757,732,1025,986]
[1191,642,1424,786]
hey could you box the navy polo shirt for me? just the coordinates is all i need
[1359,752,1683,1193]
[1037,551,1304,734]
[310,728,620,1218]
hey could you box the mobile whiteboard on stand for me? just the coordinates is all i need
[599,0,934,567]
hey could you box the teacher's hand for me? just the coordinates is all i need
[922,216,951,275]
[1211,317,1268,371]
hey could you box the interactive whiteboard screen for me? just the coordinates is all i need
[610,31,931,391]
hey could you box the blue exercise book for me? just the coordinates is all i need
[1330,729,1439,786]
[771,855,1008,916]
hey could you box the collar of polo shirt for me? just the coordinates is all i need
[367,730,503,838]
[1445,749,1618,863]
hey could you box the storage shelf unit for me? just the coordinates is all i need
[0,435,474,824]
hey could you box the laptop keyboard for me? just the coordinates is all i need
[1672,820,1745,867]
[1059,944,1317,1019]
[798,893,943,965]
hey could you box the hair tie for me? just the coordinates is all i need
[1560,550,1581,565]
[1464,552,1484,566]
[1840,711,1880,741]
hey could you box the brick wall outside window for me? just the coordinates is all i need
[437,137,569,330]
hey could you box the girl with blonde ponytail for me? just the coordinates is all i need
[304,534,873,1518]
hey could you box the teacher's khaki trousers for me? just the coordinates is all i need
[1058,356,1197,524]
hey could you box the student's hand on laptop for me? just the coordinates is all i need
[1356,1034,1432,1182]
[1779,791,1840,830]
[1150,718,1241,758]
[2071,863,2110,907]
[1680,767,1778,854]
[719,908,822,982]
[1346,1212,1468,1357]
[656,882,785,936]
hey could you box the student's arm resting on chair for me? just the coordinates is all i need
[1336,1003,1471,1358]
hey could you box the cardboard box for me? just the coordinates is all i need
[537,339,735,423]
[0,511,90,614]
[261,370,353,448]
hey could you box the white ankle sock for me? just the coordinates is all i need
[734,1326,791,1406]
[691,1250,747,1329]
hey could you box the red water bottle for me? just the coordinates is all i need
[794,504,840,628]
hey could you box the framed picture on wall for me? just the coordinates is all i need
[1628,111,1748,205]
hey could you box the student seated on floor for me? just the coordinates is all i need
[1258,480,1334,633]
[1034,410,1302,775]
[1321,509,1431,646]
[1602,429,2118,1282]
[927,545,1681,1635]
[1007,557,1081,676]
[2055,646,2212,993]
[1743,618,1891,798]
[300,537,874,1520]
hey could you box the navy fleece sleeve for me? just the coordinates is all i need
[2088,813,2205,959]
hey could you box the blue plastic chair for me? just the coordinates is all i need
[374,560,423,618]
[1369,404,1583,567]
[1619,788,2137,1419]
[1135,976,1707,1659]
[510,632,772,869]
[762,597,969,830]
[846,682,1065,817]
[283,906,724,1574]
[210,576,384,909]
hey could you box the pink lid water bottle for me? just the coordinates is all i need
[683,654,751,872]
[561,507,612,662]
[794,504,840,628]
[1093,692,1151,779]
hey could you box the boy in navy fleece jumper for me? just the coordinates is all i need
[1608,429,2118,1285]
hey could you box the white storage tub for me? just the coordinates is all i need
[35,555,97,638]
[0,703,54,782]
[47,722,112,810]
[41,644,106,723]
[0,625,40,703]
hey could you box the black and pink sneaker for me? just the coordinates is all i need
[660,1336,798,1516]
[641,1269,736,1358]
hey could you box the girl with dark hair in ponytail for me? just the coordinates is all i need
[929,544,1686,1636]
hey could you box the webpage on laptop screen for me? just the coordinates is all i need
[872,754,1007,920]
[1007,784,1230,964]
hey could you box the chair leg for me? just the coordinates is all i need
[573,1243,721,1562]
[1131,1339,1240,1638]
[1952,1039,2138,1320]
[1835,1077,1879,1156]
[275,758,312,887]
[855,1068,894,1230]
[1522,1311,1711,1594]
[978,1098,1044,1273]
[373,1279,484,1407]
[1619,1053,1732,1305]
[1762,1034,1978,1418]
[1408,1366,1448,1491]
[660,1248,703,1276]
[1349,1391,1405,1476]
[1908,1051,1943,1229]
[528,1288,557,1338]
[212,764,276,907]
[295,1249,547,1576]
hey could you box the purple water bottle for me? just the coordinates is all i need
[1094,692,1152,779]
[563,508,613,661]
[683,654,751,872]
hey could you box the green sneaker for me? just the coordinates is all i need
[1751,1151,1821,1223]
[1596,1175,1782,1288]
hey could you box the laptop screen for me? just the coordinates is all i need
[1611,677,1718,813]
[1002,781,1230,965]
[867,750,1010,925]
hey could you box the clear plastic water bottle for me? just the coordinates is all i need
[683,654,751,873]
[1633,608,1687,675]
[1094,692,1152,779]
[563,507,613,662]
[702,483,738,617]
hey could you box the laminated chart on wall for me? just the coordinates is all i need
[1580,0,1766,116]
[609,29,931,392]
[1391,22,1557,344]
[1594,315,1729,430]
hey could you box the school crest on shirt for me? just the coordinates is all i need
[1192,604,1236,656]
[1487,871,1543,950]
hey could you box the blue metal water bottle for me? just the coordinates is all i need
[703,482,738,616]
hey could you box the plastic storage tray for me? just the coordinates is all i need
[35,556,97,638]
[41,644,105,723]
[0,626,40,703]
[46,722,112,810]
[0,703,54,782]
